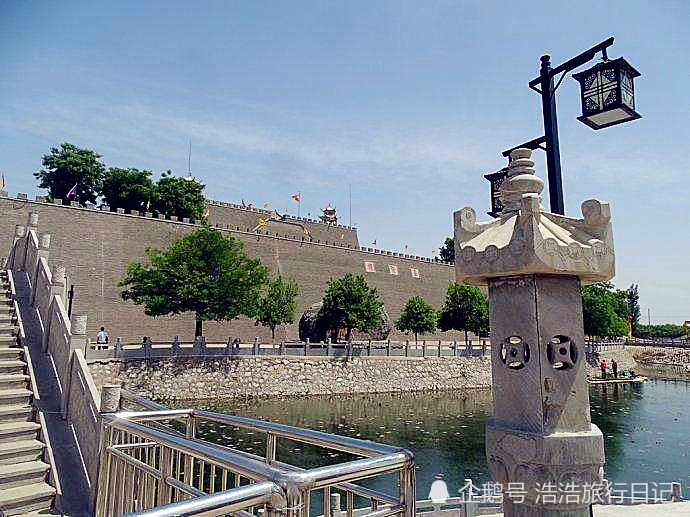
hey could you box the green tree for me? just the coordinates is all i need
[318,273,382,342]
[395,296,437,343]
[581,283,628,338]
[100,167,154,212]
[152,171,206,220]
[257,275,299,342]
[34,142,106,204]
[438,237,455,263]
[637,323,686,340]
[120,227,268,336]
[437,282,489,345]
[627,284,641,336]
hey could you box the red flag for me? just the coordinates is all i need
[291,193,301,203]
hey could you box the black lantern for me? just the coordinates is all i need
[484,167,509,218]
[573,57,641,130]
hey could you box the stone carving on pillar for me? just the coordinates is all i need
[27,212,39,230]
[72,314,88,336]
[454,148,612,516]
[52,265,66,290]
[39,233,51,249]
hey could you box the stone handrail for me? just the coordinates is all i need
[7,211,109,514]
[84,337,490,362]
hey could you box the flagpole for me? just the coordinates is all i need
[298,192,301,218]
[349,183,352,227]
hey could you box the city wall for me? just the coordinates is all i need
[0,195,461,344]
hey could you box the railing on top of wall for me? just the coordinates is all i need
[95,390,415,517]
[8,211,105,513]
[84,337,491,362]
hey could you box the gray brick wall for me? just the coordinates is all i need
[1,196,464,343]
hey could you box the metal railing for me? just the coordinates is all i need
[95,393,415,517]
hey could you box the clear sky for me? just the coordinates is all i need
[1,1,687,324]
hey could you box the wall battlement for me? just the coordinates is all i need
[0,193,459,344]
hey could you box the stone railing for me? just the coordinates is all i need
[84,336,491,362]
[8,211,107,513]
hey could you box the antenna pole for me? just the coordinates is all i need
[188,139,192,176]
[349,184,352,227]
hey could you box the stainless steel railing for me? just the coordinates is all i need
[95,393,415,517]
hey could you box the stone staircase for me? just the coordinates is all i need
[0,271,56,515]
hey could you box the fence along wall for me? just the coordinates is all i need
[9,215,104,512]
[0,195,462,344]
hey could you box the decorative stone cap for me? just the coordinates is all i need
[454,149,614,285]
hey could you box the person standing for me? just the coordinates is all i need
[600,360,607,380]
[96,326,109,350]
[428,473,449,513]
[612,359,618,379]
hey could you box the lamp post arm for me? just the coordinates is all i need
[528,37,614,89]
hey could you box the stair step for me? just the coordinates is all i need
[0,421,40,444]
[0,326,15,336]
[0,481,55,514]
[0,388,31,406]
[0,405,32,423]
[0,460,49,489]
[0,336,18,348]
[0,374,28,390]
[0,361,26,374]
[0,439,44,465]
[0,348,22,359]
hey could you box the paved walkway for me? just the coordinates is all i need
[15,272,91,516]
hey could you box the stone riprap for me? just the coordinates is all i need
[630,346,690,367]
[88,355,492,400]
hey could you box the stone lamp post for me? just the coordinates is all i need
[454,148,613,516]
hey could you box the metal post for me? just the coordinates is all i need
[437,340,441,357]
[422,340,426,357]
[386,339,391,357]
[67,284,75,318]
[540,55,564,215]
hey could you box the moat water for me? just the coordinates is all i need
[194,379,690,502]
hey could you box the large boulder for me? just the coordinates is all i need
[298,303,392,342]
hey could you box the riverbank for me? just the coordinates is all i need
[89,355,492,400]
[88,345,690,400]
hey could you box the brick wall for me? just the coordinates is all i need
[1,195,464,344]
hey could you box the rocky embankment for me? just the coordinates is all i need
[630,346,690,367]
[89,355,492,400]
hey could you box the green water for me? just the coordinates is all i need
[194,380,690,499]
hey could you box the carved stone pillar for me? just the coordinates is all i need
[454,148,613,516]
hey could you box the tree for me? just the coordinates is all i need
[257,275,299,342]
[437,283,489,345]
[627,284,641,336]
[152,171,206,220]
[120,227,268,336]
[438,237,454,263]
[317,273,382,342]
[395,296,436,343]
[34,142,105,205]
[581,283,628,338]
[100,167,154,212]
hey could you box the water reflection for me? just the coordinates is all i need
[190,379,689,499]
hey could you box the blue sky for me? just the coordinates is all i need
[1,1,687,324]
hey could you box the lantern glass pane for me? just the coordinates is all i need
[620,69,635,109]
[581,67,618,115]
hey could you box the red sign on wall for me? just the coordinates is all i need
[388,264,399,276]
[364,261,376,273]
[410,268,420,279]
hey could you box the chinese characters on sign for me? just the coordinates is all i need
[364,261,376,273]
[410,268,420,279]
[388,264,399,276]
